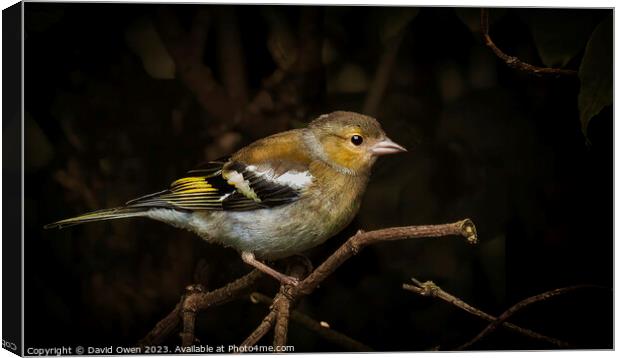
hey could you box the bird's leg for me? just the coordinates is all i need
[241,251,299,286]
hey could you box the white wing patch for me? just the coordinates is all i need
[274,171,313,188]
[225,170,260,201]
[246,165,313,189]
[224,163,313,206]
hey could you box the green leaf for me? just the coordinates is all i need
[578,15,612,135]
[519,9,600,67]
[379,7,419,44]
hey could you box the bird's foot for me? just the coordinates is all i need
[280,275,300,287]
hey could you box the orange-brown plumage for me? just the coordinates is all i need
[232,130,313,173]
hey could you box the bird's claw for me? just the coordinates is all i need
[281,275,300,287]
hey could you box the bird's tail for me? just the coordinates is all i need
[44,207,148,229]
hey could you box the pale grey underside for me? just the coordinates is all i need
[145,188,360,260]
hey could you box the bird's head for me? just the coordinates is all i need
[305,111,407,175]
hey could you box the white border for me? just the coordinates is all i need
[0,2,616,358]
[10,0,619,6]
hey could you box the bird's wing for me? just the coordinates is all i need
[124,159,234,210]
[219,160,313,210]
[125,134,315,212]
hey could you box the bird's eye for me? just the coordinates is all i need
[350,135,364,146]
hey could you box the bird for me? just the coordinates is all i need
[46,111,407,285]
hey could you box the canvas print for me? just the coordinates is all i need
[14,2,614,354]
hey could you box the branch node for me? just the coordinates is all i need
[346,238,362,255]
[403,278,591,349]
[143,219,478,348]
[417,280,439,297]
[185,284,206,294]
[280,286,297,302]
[479,8,577,77]
[459,219,478,245]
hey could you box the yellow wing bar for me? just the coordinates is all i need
[170,176,218,194]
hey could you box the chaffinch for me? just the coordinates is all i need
[46,111,407,285]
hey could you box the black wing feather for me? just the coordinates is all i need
[222,161,303,208]
[123,159,308,212]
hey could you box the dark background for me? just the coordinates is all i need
[24,4,613,352]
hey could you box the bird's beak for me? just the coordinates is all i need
[370,138,407,156]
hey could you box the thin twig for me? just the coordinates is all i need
[480,8,577,77]
[239,262,308,349]
[243,219,478,345]
[297,219,477,296]
[457,284,605,350]
[273,263,309,348]
[240,310,278,347]
[251,292,373,351]
[179,284,203,347]
[240,219,476,348]
[138,270,262,347]
[272,292,292,348]
[138,301,183,347]
[143,219,476,348]
[180,310,198,346]
[403,280,571,349]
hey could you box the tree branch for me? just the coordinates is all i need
[457,284,605,350]
[238,219,477,349]
[250,292,373,351]
[297,219,477,296]
[272,291,292,348]
[240,310,277,347]
[272,263,306,348]
[141,219,476,349]
[138,301,183,347]
[179,284,203,347]
[138,270,262,347]
[403,279,606,350]
[403,279,570,348]
[480,8,577,77]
